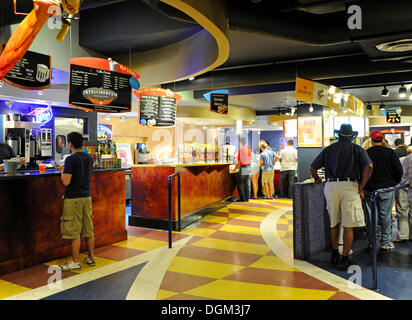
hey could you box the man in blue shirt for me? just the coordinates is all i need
[310,124,373,271]
[260,142,276,199]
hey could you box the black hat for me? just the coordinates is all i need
[334,123,358,140]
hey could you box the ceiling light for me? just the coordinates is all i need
[367,104,372,111]
[105,114,110,120]
[38,90,43,95]
[380,103,385,111]
[121,116,125,122]
[328,86,336,95]
[381,86,389,97]
[309,105,314,112]
[399,85,407,98]
[189,77,195,81]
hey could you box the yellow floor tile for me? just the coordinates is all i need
[284,214,293,219]
[113,237,167,251]
[277,230,287,238]
[180,227,217,237]
[157,289,178,300]
[191,237,270,255]
[184,279,336,300]
[0,279,31,299]
[272,199,293,204]
[288,225,294,231]
[228,213,264,222]
[277,218,289,225]
[44,254,115,273]
[227,204,274,213]
[249,256,301,272]
[216,207,230,213]
[202,215,228,224]
[283,239,294,247]
[168,256,244,279]
[220,224,261,236]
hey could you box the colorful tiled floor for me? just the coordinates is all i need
[0,198,387,300]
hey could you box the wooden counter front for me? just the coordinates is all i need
[130,164,236,229]
[0,170,127,276]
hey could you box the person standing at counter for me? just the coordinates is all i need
[260,142,276,200]
[279,140,297,199]
[363,130,403,251]
[0,142,25,170]
[310,124,373,271]
[57,132,96,271]
[235,137,252,202]
[251,147,261,199]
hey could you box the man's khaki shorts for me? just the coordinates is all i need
[262,170,274,184]
[324,181,365,228]
[61,197,94,239]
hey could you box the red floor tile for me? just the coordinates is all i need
[177,246,262,266]
[196,221,225,230]
[160,271,215,293]
[228,208,270,217]
[0,264,77,289]
[224,267,339,291]
[328,291,360,300]
[283,231,293,239]
[277,224,289,231]
[164,293,217,300]
[94,245,144,261]
[226,218,261,228]
[208,230,266,244]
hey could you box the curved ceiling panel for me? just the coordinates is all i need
[115,0,230,87]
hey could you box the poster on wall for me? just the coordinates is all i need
[298,116,323,148]
[0,45,51,89]
[210,93,229,114]
[116,143,133,166]
[386,110,401,123]
[283,119,297,138]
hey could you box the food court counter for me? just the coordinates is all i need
[129,163,236,230]
[0,168,128,275]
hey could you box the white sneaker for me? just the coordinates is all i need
[84,256,96,266]
[380,242,395,251]
[338,245,353,256]
[59,261,81,271]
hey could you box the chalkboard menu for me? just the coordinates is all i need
[0,45,51,89]
[139,95,176,127]
[210,93,229,114]
[69,64,132,113]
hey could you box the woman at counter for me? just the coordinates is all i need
[251,147,260,199]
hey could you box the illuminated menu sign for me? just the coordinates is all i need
[69,64,132,113]
[139,95,176,127]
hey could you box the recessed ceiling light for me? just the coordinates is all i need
[189,77,195,81]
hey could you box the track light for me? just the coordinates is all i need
[309,104,314,112]
[367,104,372,111]
[189,76,195,81]
[380,103,385,111]
[381,86,389,97]
[399,85,407,98]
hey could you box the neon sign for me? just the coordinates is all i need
[97,124,113,139]
[30,106,53,126]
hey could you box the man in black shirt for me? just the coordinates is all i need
[394,138,408,158]
[364,130,403,251]
[0,143,25,170]
[311,124,373,271]
[57,132,95,271]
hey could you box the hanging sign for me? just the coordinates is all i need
[134,88,181,127]
[0,45,51,90]
[210,93,229,114]
[68,57,139,113]
[387,109,401,123]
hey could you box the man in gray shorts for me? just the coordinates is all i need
[310,124,373,271]
[57,132,95,271]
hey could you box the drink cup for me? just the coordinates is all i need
[38,164,46,174]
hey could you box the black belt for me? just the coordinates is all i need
[327,178,357,182]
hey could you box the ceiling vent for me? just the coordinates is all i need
[376,39,412,52]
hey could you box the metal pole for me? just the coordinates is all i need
[371,191,378,290]
[177,173,181,232]
[168,176,172,249]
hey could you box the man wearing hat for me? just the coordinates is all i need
[310,124,373,271]
[363,130,403,250]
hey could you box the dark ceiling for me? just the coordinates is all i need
[4,0,412,112]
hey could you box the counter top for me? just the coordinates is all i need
[0,167,129,180]
[132,162,233,168]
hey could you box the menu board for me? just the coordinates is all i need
[69,64,132,113]
[139,94,176,127]
[0,45,51,89]
[210,93,228,114]
[297,117,323,148]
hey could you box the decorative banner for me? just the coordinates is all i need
[387,110,401,123]
[296,77,364,115]
[134,88,181,127]
[69,57,138,113]
[297,116,323,148]
[210,93,229,114]
[203,89,229,101]
[0,45,51,90]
